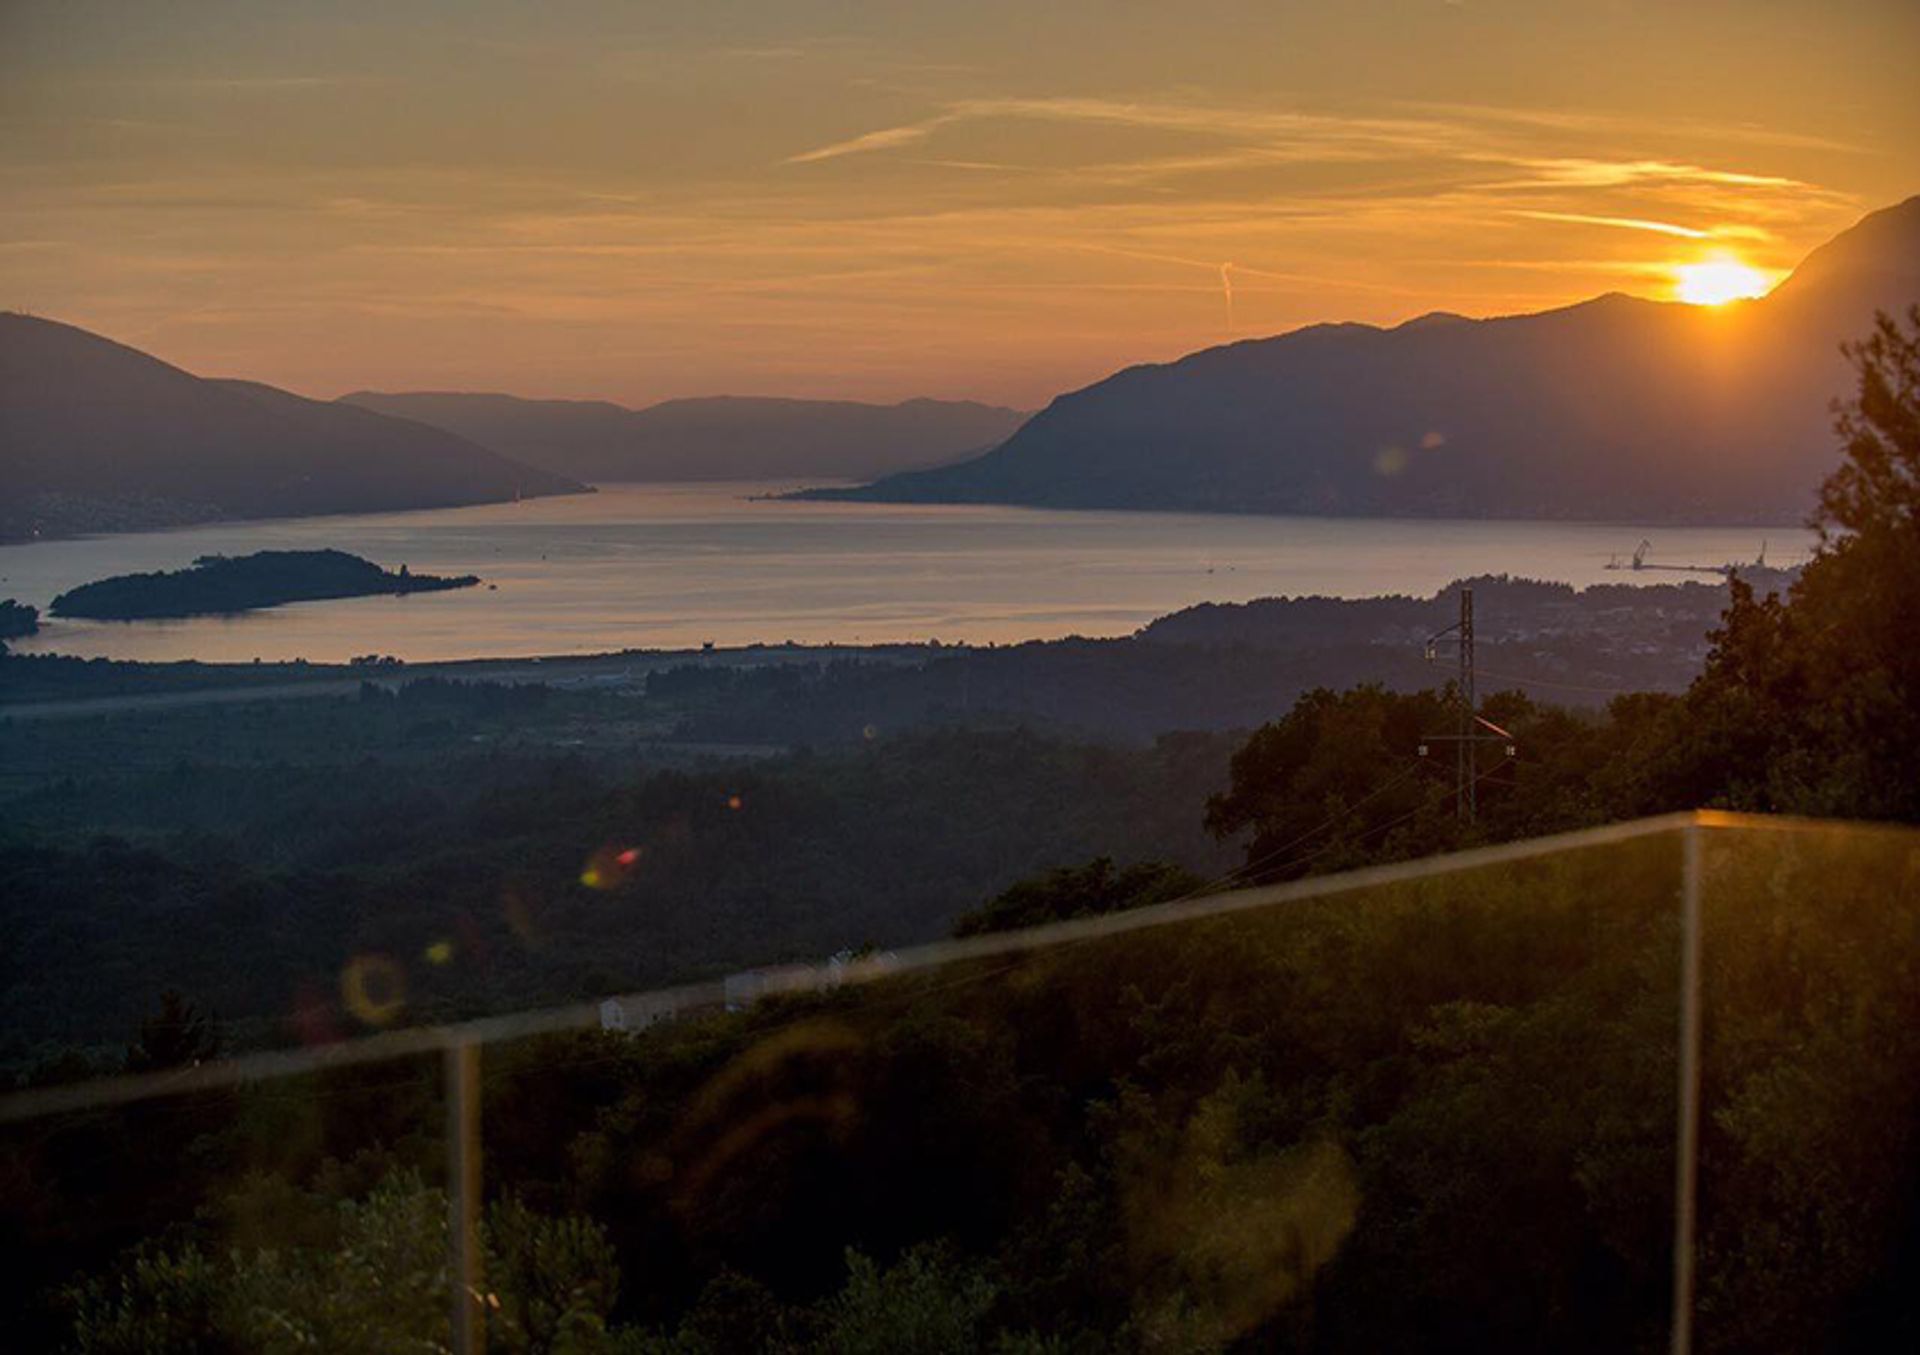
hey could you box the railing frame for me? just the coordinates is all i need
[1671,821,1704,1355]
[447,1039,483,1355]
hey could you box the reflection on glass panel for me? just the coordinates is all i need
[7,825,1712,1352]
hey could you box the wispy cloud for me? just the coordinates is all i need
[1399,100,1866,155]
[1509,210,1712,240]
[786,116,957,163]
[783,95,1467,167]
[1509,209,1782,242]
[1488,157,1804,191]
[158,75,380,92]
[778,98,1839,233]
[10,61,1883,406]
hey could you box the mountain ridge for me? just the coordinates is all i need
[810,195,1920,524]
[340,390,1031,483]
[0,314,587,542]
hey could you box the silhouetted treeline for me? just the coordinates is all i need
[0,598,37,642]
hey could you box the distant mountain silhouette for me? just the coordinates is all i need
[816,195,1920,524]
[339,390,1030,483]
[0,315,586,541]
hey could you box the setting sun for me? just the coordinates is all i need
[1673,256,1776,306]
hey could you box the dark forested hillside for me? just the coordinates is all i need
[0,695,1240,1062]
[819,196,1920,523]
[0,314,586,541]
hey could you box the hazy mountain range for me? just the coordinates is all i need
[812,195,1920,524]
[0,314,1028,542]
[341,391,1030,483]
[6,196,1914,543]
[0,315,587,542]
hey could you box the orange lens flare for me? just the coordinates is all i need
[340,953,407,1027]
[580,843,643,890]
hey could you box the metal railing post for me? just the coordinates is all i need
[1670,819,1704,1355]
[446,1039,483,1355]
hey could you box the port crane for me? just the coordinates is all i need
[1604,539,1774,577]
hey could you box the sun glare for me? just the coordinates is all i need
[1673,255,1774,306]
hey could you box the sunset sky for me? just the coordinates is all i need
[3,1,1916,408]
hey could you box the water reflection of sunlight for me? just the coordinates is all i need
[0,484,1816,664]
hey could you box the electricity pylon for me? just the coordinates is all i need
[1419,585,1515,822]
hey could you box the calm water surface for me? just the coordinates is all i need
[0,484,1809,663]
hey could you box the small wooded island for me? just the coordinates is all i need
[0,598,40,641]
[50,549,480,620]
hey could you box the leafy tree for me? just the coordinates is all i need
[1819,305,1920,541]
[1673,306,1920,818]
[66,1172,631,1354]
[659,1269,795,1353]
[953,858,1205,937]
[125,990,221,1073]
[0,597,38,644]
[1204,686,1467,879]
[811,1245,1000,1355]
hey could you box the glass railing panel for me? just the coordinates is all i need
[29,817,1917,1350]
[468,826,1692,1352]
[1693,817,1920,1352]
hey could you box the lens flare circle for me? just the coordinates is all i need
[341,953,407,1027]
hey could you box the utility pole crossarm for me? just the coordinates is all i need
[1417,586,1510,823]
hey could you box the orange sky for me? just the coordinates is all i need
[3,1,1916,408]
